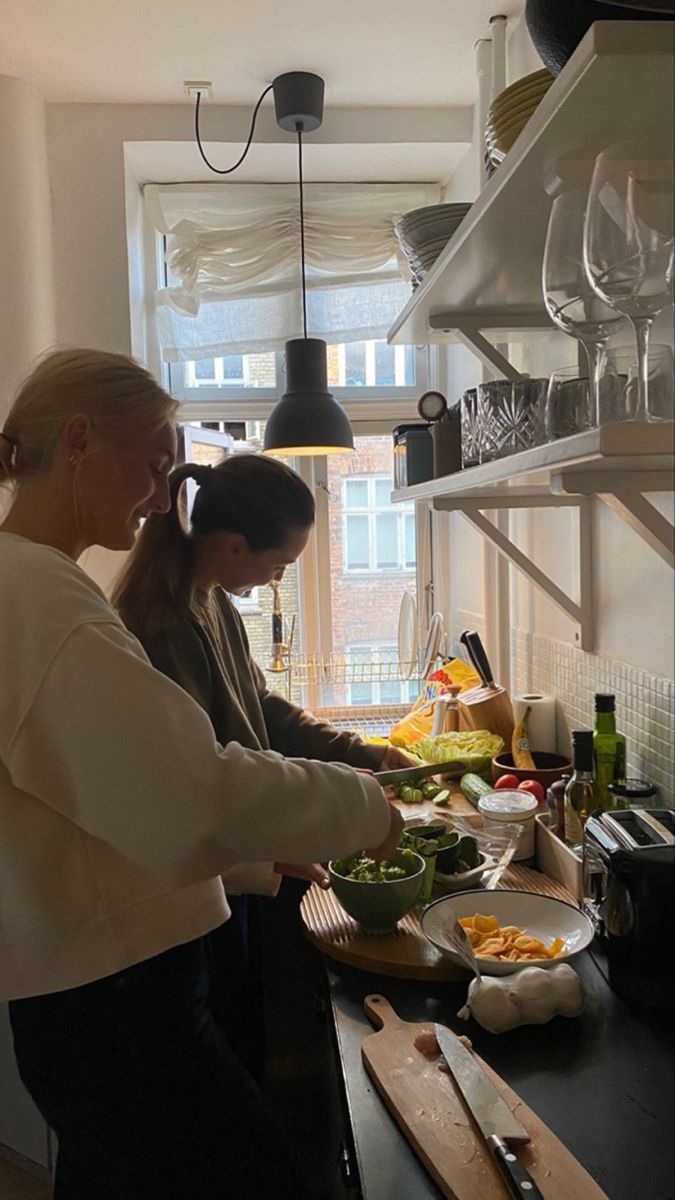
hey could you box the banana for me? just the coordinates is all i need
[512,705,536,770]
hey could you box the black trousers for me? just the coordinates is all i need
[9,936,313,1200]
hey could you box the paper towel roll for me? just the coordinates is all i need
[513,693,557,752]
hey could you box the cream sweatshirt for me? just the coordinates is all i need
[0,534,390,1000]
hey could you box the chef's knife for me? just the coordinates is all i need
[434,1024,545,1200]
[374,759,461,787]
[460,629,496,689]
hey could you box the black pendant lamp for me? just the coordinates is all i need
[264,73,353,456]
[193,70,353,455]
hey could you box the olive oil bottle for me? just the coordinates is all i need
[593,694,626,810]
[564,731,597,851]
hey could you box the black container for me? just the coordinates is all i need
[431,409,462,478]
[392,423,433,488]
[525,0,673,76]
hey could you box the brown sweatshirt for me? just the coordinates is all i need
[141,590,385,770]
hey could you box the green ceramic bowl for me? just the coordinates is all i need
[328,850,426,934]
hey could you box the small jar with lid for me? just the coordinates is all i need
[607,779,658,809]
[477,790,539,861]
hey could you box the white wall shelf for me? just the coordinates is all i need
[392,422,675,650]
[387,21,674,376]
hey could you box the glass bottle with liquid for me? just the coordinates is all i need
[593,694,626,809]
[564,731,597,851]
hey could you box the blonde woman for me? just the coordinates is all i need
[112,454,412,1078]
[0,349,401,1200]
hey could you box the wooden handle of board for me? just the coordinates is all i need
[364,994,404,1030]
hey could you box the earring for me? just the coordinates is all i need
[69,454,80,467]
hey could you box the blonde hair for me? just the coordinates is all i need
[112,454,315,640]
[0,348,177,486]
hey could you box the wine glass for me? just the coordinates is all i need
[584,140,674,420]
[606,343,675,423]
[543,191,626,426]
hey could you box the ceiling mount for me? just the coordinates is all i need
[272,71,324,133]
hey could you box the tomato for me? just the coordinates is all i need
[517,779,545,804]
[495,774,520,790]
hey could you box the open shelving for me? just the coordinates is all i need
[392,421,674,651]
[387,22,675,379]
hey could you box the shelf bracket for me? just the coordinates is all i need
[428,312,553,381]
[452,324,525,382]
[551,469,674,570]
[436,494,594,650]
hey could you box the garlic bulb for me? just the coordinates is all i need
[457,964,583,1034]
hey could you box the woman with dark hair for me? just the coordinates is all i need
[112,452,411,1077]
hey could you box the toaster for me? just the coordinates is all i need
[583,807,675,1008]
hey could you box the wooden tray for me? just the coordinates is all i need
[300,864,577,981]
[362,995,608,1200]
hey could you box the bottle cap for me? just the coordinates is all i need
[571,730,594,770]
[572,730,594,747]
[594,693,616,712]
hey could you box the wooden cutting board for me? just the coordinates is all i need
[361,995,608,1200]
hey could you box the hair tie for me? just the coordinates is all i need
[0,430,17,467]
[194,464,212,487]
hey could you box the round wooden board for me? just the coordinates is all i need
[301,864,578,981]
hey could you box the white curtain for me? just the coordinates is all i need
[145,182,440,362]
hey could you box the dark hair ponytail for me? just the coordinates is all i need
[112,453,314,639]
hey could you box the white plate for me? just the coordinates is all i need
[420,889,594,976]
[420,611,446,677]
[397,590,418,679]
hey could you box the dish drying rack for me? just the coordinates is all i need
[275,654,420,730]
[292,656,419,687]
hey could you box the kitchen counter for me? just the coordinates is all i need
[325,949,675,1200]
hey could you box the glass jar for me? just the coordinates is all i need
[477,790,538,860]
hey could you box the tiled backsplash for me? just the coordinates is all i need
[448,609,674,804]
[511,630,674,804]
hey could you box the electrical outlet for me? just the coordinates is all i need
[184,81,213,100]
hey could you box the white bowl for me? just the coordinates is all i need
[420,889,593,976]
[433,853,496,893]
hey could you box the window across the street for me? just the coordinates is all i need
[343,476,415,573]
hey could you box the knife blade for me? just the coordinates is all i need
[373,759,460,787]
[434,1024,545,1200]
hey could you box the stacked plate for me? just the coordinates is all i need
[485,68,554,171]
[395,202,472,283]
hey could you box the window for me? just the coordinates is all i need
[172,339,416,405]
[346,645,418,707]
[184,352,276,390]
[343,476,416,573]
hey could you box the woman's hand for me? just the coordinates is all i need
[365,802,405,862]
[274,862,330,889]
[378,746,417,771]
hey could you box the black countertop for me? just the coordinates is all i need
[326,949,674,1200]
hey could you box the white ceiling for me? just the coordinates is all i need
[0,0,524,106]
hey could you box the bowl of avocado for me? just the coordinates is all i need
[328,849,426,934]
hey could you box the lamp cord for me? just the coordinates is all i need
[194,84,273,175]
[297,128,308,339]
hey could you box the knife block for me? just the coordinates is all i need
[458,685,515,747]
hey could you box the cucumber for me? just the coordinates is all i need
[459,773,494,807]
